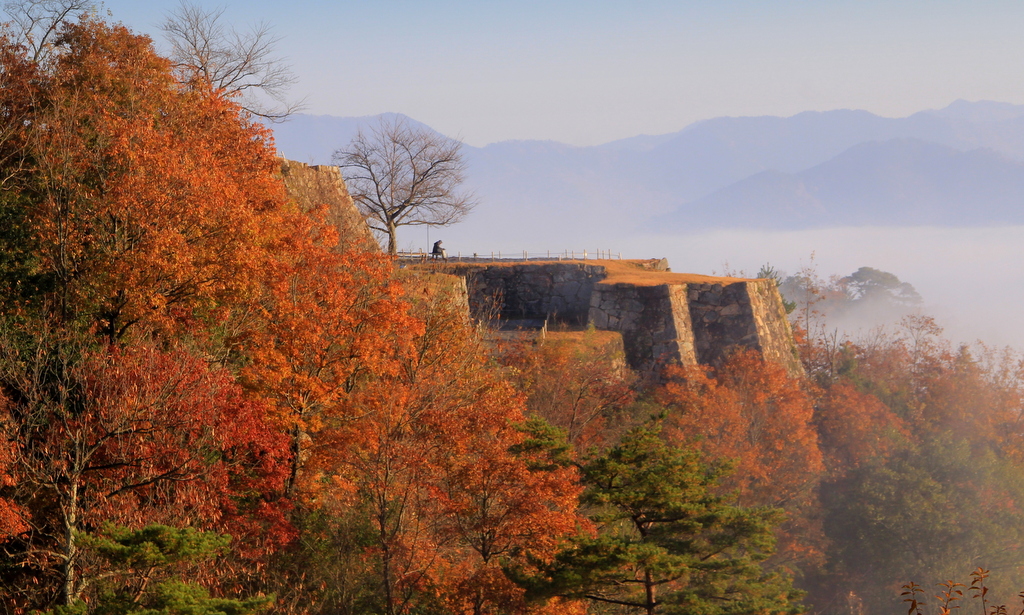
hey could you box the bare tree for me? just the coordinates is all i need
[160,1,301,120]
[2,0,95,64]
[334,116,476,255]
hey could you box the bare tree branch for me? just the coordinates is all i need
[160,1,303,121]
[334,116,476,255]
[2,0,95,64]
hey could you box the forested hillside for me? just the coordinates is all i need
[2,12,1024,615]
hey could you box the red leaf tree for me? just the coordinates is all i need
[4,18,287,343]
[659,350,826,567]
[1,338,289,609]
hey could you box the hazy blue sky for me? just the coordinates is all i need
[99,0,1024,146]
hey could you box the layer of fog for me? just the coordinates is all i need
[614,226,1024,350]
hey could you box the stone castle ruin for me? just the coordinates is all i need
[280,160,801,377]
[279,160,377,250]
[441,260,802,377]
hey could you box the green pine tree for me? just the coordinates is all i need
[44,524,272,615]
[518,423,803,615]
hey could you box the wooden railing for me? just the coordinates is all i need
[396,249,622,262]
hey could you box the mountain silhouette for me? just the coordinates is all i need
[270,100,1024,248]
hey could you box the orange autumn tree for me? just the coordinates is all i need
[914,344,1024,452]
[659,350,825,566]
[324,286,582,615]
[807,322,1024,615]
[240,206,417,500]
[0,16,296,612]
[660,351,822,507]
[499,331,637,450]
[429,392,581,615]
[7,17,286,342]
[814,381,908,476]
[0,433,26,541]
[0,337,290,610]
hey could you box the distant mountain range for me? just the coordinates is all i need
[270,100,1024,250]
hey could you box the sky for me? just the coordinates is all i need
[99,0,1024,146]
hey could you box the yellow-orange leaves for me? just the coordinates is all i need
[815,381,907,475]
[661,351,823,507]
[241,206,418,499]
[659,350,825,566]
[25,19,286,340]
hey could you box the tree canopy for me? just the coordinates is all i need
[6,7,1017,615]
[521,423,802,615]
[335,115,476,255]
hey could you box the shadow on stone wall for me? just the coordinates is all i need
[437,261,802,377]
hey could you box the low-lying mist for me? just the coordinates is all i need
[409,222,1024,350]
[622,225,1024,350]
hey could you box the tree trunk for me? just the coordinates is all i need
[386,220,398,256]
[380,522,398,615]
[645,568,657,615]
[61,481,80,605]
[285,423,304,499]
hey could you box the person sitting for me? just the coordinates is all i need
[431,239,447,261]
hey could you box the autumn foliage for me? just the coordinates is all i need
[499,330,637,450]
[6,8,1021,615]
[660,351,822,508]
[240,206,417,499]
[11,20,285,342]
[657,351,825,570]
[0,15,586,615]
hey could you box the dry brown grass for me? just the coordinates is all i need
[544,329,624,347]
[416,259,750,288]
[394,269,465,301]
[598,260,747,287]
[598,259,745,286]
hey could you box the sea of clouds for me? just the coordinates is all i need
[614,226,1024,351]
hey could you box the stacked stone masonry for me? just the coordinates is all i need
[444,262,802,377]
[279,159,378,251]
[590,283,698,370]
[288,159,800,375]
[446,263,606,325]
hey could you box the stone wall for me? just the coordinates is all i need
[435,261,802,378]
[279,159,378,250]
[746,278,803,375]
[590,278,801,375]
[687,281,760,367]
[589,283,697,369]
[269,163,800,376]
[445,263,607,325]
